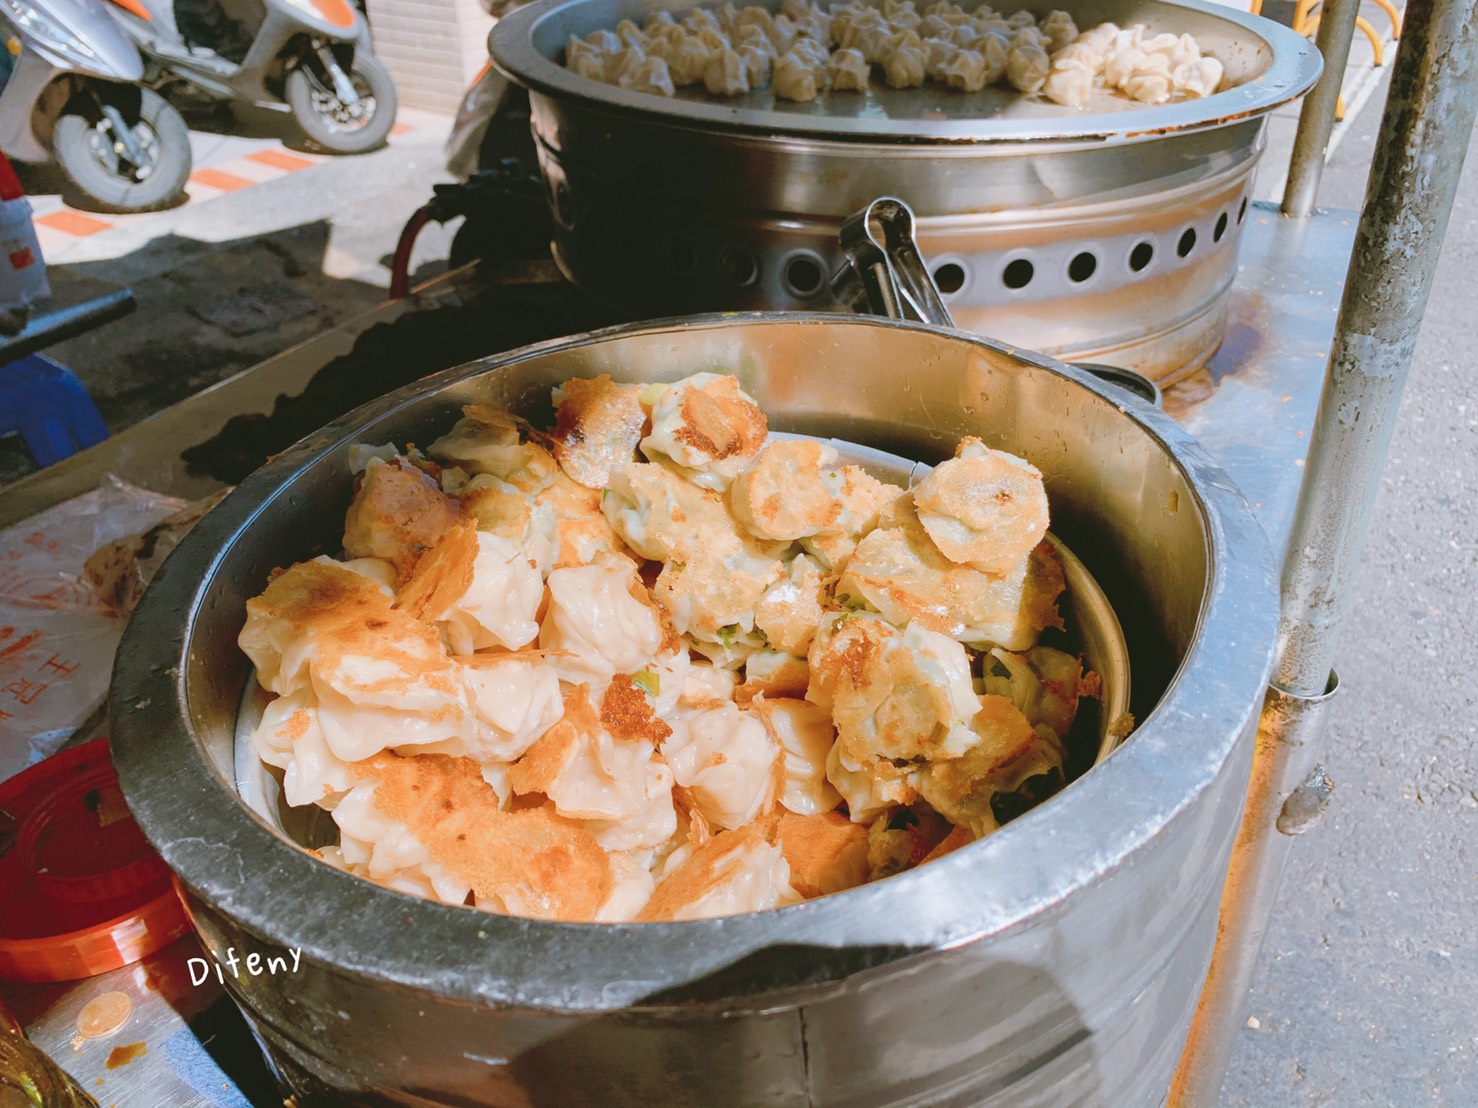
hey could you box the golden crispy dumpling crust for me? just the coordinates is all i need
[552,375,649,489]
[353,751,613,921]
[343,459,461,582]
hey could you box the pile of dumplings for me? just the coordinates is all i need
[240,372,1098,924]
[564,0,1225,106]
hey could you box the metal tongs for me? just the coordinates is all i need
[832,195,1162,407]
[832,196,955,328]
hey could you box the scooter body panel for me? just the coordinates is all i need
[107,0,368,105]
[0,0,146,160]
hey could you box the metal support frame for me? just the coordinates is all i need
[1173,0,1478,1101]
[1282,0,1361,216]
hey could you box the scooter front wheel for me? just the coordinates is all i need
[287,52,398,155]
[52,88,192,214]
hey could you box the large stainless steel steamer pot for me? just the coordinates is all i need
[491,0,1321,383]
[111,315,1277,1106]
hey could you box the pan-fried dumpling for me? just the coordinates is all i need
[1139,31,1180,56]
[825,740,917,824]
[1174,56,1224,98]
[703,47,751,96]
[1102,43,1146,89]
[620,55,675,96]
[683,661,740,705]
[539,557,665,684]
[595,853,657,922]
[550,374,646,489]
[640,372,769,490]
[424,406,557,493]
[790,34,831,67]
[809,613,981,766]
[1006,41,1049,93]
[1125,60,1173,103]
[838,498,1065,649]
[1043,54,1095,107]
[773,50,825,100]
[661,701,778,830]
[510,685,667,823]
[1053,41,1103,74]
[884,44,927,88]
[1165,32,1201,69]
[251,688,357,809]
[653,546,782,646]
[846,22,893,62]
[1040,10,1077,53]
[751,696,843,816]
[1075,21,1119,53]
[398,522,544,653]
[911,436,1050,575]
[981,645,1086,740]
[826,47,872,91]
[754,553,829,655]
[636,824,800,921]
[914,696,1067,836]
[767,13,800,54]
[460,651,565,762]
[1006,9,1036,29]
[739,649,810,702]
[602,460,735,563]
[566,36,607,78]
[343,753,618,921]
[799,465,905,574]
[730,438,845,541]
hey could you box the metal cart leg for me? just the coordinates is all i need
[1283,0,1362,216]
[1171,0,1478,1101]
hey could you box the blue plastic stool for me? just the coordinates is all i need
[0,354,110,467]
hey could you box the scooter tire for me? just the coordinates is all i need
[287,52,398,156]
[52,89,192,214]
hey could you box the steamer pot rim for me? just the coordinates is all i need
[489,0,1322,146]
[109,312,1278,1012]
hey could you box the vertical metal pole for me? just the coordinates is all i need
[1282,0,1362,216]
[1276,0,1477,695]
[1172,1,1478,1102]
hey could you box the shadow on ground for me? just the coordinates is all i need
[0,220,387,485]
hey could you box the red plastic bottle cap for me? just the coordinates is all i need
[0,740,191,983]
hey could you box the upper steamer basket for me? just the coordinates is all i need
[491,0,1321,383]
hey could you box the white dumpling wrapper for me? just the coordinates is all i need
[461,653,564,762]
[662,702,778,830]
[539,559,664,685]
[251,688,357,809]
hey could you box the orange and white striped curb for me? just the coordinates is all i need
[29,122,417,256]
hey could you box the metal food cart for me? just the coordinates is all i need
[1,0,1473,1101]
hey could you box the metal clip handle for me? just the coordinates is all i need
[832,197,955,328]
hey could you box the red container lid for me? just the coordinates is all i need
[0,152,24,202]
[0,740,191,983]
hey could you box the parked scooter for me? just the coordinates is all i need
[0,0,191,212]
[105,0,397,155]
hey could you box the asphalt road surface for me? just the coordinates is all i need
[1220,73,1478,1107]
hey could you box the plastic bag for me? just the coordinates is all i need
[0,476,189,783]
